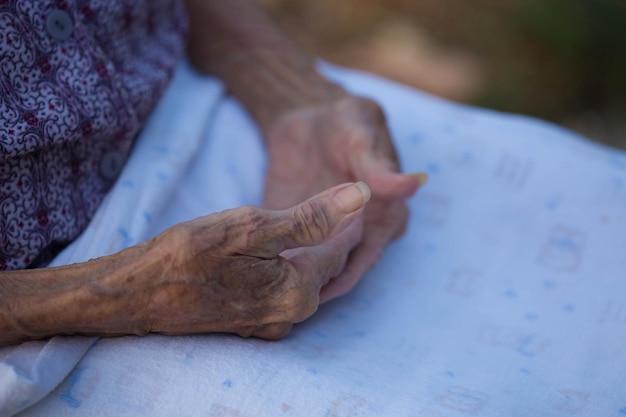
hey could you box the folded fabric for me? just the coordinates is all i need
[1,61,625,416]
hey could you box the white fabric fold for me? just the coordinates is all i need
[0,338,95,416]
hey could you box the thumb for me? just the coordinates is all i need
[280,181,371,249]
[243,182,371,258]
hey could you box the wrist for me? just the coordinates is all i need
[0,240,164,344]
[192,46,347,134]
[184,0,347,135]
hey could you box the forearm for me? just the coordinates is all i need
[184,0,346,134]
[0,241,161,345]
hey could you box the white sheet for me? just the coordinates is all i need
[1,60,625,416]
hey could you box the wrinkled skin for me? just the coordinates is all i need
[130,182,369,340]
[0,183,370,345]
[263,96,425,302]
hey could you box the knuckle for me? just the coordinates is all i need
[354,96,386,123]
[336,97,385,141]
[253,322,293,340]
[317,243,350,282]
[254,258,317,323]
[237,206,266,229]
[159,222,196,263]
[291,200,332,243]
[228,205,272,248]
[278,284,319,323]
[293,291,320,322]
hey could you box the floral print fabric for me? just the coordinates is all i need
[0,0,187,270]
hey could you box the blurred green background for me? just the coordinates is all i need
[262,0,626,149]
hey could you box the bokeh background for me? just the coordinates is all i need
[261,0,626,149]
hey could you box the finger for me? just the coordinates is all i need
[348,129,428,200]
[319,204,404,303]
[286,215,364,306]
[244,182,370,258]
[319,238,382,303]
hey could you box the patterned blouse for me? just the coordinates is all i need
[0,0,187,270]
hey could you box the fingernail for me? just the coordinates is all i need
[411,172,429,187]
[335,182,371,213]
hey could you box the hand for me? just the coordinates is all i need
[129,182,371,340]
[0,182,371,345]
[263,95,427,303]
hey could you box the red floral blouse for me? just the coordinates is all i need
[0,0,187,270]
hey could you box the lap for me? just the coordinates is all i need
[10,62,626,416]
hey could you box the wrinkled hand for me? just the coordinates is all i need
[263,96,427,302]
[135,182,370,340]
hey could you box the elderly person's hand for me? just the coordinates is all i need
[0,183,370,345]
[263,96,427,302]
[146,182,369,339]
[184,0,427,303]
